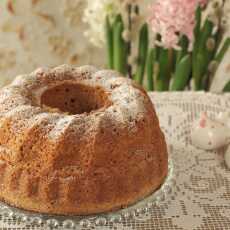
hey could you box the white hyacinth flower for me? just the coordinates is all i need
[83,0,123,47]
[82,0,144,48]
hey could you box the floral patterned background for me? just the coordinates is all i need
[0,0,229,91]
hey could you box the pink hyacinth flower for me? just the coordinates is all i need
[148,0,208,49]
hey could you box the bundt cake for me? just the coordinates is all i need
[0,65,168,215]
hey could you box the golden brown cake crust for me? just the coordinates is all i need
[0,65,168,215]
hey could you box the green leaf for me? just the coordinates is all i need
[198,37,216,85]
[155,48,169,91]
[171,48,177,73]
[193,53,205,90]
[213,27,224,54]
[176,35,189,65]
[113,19,126,74]
[198,19,214,53]
[157,48,168,80]
[146,48,155,91]
[134,23,149,84]
[105,16,113,69]
[215,38,230,63]
[199,36,218,90]
[192,5,202,65]
[113,14,122,25]
[223,80,230,92]
[192,19,214,90]
[193,19,213,71]
[194,6,201,39]
[155,33,161,60]
[171,55,191,91]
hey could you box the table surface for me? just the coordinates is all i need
[0,92,230,230]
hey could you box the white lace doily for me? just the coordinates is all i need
[0,92,230,230]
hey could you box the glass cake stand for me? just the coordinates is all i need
[0,158,174,229]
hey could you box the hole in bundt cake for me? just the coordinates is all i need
[40,83,111,115]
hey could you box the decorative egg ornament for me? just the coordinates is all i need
[191,113,230,150]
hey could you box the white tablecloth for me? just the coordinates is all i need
[1,92,230,229]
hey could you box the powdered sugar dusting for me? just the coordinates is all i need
[2,64,151,140]
[2,105,39,120]
[48,115,76,140]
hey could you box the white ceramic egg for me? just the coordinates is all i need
[191,113,230,150]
